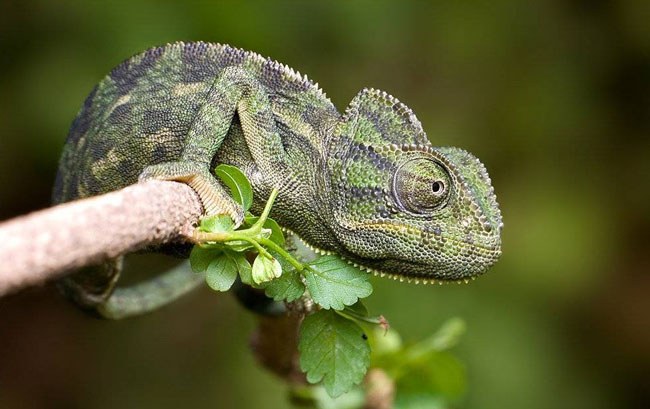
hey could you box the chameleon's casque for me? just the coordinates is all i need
[53,42,502,316]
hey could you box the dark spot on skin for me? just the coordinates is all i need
[152,144,168,162]
[142,109,172,134]
[116,159,139,180]
[89,138,112,162]
[110,46,164,96]
[433,226,442,236]
[107,103,132,124]
[181,43,226,83]
[84,174,102,196]
[67,86,98,144]
[51,169,65,202]
[362,333,368,340]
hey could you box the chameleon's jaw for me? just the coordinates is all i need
[344,243,502,283]
[294,227,501,283]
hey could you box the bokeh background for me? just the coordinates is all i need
[1,1,648,408]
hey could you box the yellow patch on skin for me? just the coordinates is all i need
[103,94,132,120]
[172,82,206,97]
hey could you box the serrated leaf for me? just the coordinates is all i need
[304,255,372,310]
[262,268,305,302]
[205,254,238,291]
[215,164,253,212]
[189,246,221,273]
[245,215,285,245]
[230,253,254,286]
[299,310,370,398]
[199,214,234,233]
[252,255,282,284]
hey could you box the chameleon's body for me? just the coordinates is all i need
[53,42,502,317]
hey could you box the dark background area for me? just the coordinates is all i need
[0,1,648,408]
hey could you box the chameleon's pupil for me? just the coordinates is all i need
[432,181,442,193]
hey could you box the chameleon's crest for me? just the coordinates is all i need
[338,88,429,146]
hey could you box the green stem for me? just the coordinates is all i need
[250,188,279,233]
[337,308,385,326]
[228,234,273,259]
[194,230,272,259]
[259,237,305,272]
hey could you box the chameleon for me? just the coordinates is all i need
[53,41,502,318]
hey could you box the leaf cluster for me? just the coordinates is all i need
[190,165,375,397]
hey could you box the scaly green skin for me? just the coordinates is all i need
[53,42,502,317]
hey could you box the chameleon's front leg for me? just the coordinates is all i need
[138,67,268,226]
[95,67,284,318]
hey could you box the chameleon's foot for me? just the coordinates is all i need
[139,161,244,226]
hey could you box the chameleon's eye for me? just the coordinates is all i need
[393,158,451,213]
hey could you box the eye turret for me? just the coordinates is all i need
[392,158,451,214]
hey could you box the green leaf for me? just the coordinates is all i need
[230,253,254,286]
[215,164,253,212]
[199,214,234,233]
[245,215,285,245]
[394,394,448,409]
[405,318,466,362]
[304,255,372,310]
[189,246,221,273]
[252,254,282,284]
[345,300,369,317]
[299,309,370,398]
[262,268,305,302]
[428,317,466,351]
[205,254,238,291]
[395,352,467,401]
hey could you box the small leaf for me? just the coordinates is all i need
[252,255,282,284]
[205,254,238,291]
[262,268,305,302]
[199,214,234,233]
[428,318,466,351]
[346,300,369,317]
[215,164,253,212]
[299,309,370,398]
[245,216,285,245]
[395,352,467,402]
[405,318,466,362]
[304,255,373,310]
[189,246,221,273]
[230,253,254,285]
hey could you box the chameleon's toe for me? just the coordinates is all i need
[139,162,244,227]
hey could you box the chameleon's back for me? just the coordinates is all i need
[53,41,333,205]
[54,43,234,203]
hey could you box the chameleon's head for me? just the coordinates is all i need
[325,89,502,282]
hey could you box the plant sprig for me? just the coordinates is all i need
[189,164,375,397]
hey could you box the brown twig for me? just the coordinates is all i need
[0,180,203,297]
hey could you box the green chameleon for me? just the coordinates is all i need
[53,42,502,318]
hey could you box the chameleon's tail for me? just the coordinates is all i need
[96,261,204,319]
[57,258,123,311]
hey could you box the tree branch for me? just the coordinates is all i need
[0,180,203,297]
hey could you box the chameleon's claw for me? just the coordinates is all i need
[139,162,245,227]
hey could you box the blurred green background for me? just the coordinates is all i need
[1,1,648,408]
